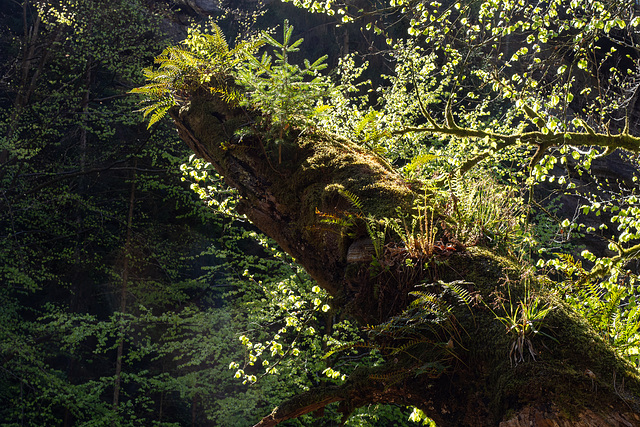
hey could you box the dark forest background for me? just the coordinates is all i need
[0,1,384,425]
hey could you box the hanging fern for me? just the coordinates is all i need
[321,280,469,387]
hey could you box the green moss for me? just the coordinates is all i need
[294,132,412,210]
[435,248,640,421]
[257,130,416,258]
[180,95,415,253]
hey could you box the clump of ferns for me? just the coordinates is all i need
[324,281,472,383]
[317,188,389,260]
[551,253,640,365]
[317,187,460,277]
[443,171,530,255]
[385,190,448,259]
[368,280,470,377]
[131,20,261,127]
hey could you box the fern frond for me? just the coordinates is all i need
[364,322,389,333]
[390,338,429,355]
[134,96,175,129]
[145,101,174,128]
[408,291,440,306]
[312,104,333,117]
[405,153,438,174]
[354,110,378,137]
[364,215,387,258]
[210,84,245,106]
[442,280,474,306]
[339,189,363,212]
[614,307,640,346]
[206,24,229,57]
[600,287,625,326]
[578,281,605,315]
[386,214,408,244]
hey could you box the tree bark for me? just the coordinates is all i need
[169,93,640,426]
[111,159,136,425]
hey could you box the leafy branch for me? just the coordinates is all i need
[391,104,640,173]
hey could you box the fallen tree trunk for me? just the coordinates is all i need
[170,93,640,426]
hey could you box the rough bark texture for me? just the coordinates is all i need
[170,93,640,426]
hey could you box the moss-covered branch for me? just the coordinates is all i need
[582,240,640,283]
[164,86,640,425]
[393,122,640,171]
[252,387,342,427]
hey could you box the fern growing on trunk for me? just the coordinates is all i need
[130,20,261,127]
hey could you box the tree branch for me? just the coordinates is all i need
[252,364,442,427]
[252,386,342,427]
[392,123,640,171]
[172,93,640,426]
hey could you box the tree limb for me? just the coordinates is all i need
[172,93,640,426]
[252,387,342,427]
[392,123,640,171]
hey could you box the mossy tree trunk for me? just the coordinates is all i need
[170,93,640,426]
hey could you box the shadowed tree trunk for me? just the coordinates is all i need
[169,92,640,426]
